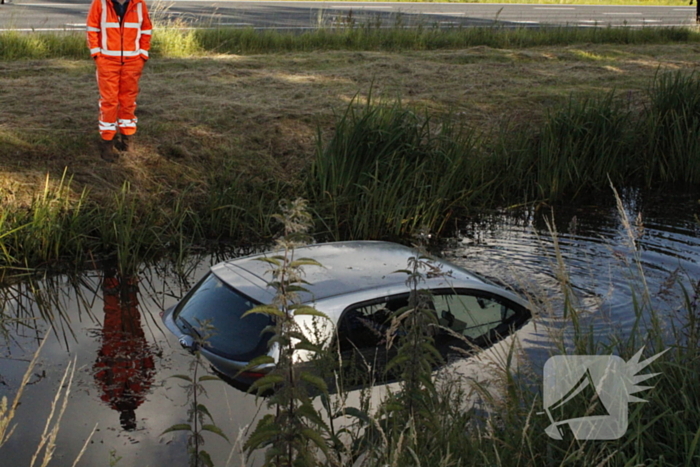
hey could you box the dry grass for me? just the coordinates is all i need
[1,44,700,206]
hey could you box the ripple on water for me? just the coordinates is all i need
[1,190,699,465]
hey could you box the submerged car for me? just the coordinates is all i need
[162,241,532,389]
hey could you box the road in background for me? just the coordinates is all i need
[0,1,696,31]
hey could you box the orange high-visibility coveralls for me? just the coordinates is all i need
[86,0,152,141]
[94,274,155,431]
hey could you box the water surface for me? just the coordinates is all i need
[1,188,699,466]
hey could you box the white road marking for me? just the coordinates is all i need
[13,3,82,6]
[421,11,467,15]
[0,27,86,31]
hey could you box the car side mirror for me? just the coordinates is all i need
[179,335,198,353]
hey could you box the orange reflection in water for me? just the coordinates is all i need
[94,271,155,431]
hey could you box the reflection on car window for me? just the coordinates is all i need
[175,273,272,360]
[433,293,516,340]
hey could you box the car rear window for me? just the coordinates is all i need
[174,272,272,361]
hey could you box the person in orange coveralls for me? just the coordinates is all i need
[86,0,152,161]
[94,270,155,431]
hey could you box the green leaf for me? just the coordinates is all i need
[289,258,323,269]
[243,415,278,452]
[196,403,214,422]
[300,372,328,393]
[168,374,193,382]
[255,256,282,266]
[249,373,284,393]
[286,331,312,344]
[246,355,275,367]
[338,407,371,424]
[301,428,330,455]
[242,305,285,318]
[161,423,192,435]
[385,354,409,372]
[202,424,230,443]
[297,403,334,436]
[284,285,311,294]
[294,341,322,353]
[291,306,329,319]
[197,450,214,467]
[198,375,220,382]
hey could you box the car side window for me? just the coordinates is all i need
[433,293,516,340]
[337,295,409,352]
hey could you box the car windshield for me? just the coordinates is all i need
[174,272,272,361]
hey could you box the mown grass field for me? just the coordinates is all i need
[2,26,700,275]
[1,30,699,206]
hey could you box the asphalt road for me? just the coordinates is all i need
[0,0,696,31]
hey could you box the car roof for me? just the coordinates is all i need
[210,241,486,305]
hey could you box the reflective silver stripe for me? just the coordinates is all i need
[99,121,117,131]
[140,50,149,58]
[87,27,100,32]
[141,30,152,35]
[118,119,138,128]
[135,3,142,47]
[90,47,101,55]
[100,0,108,51]
[97,0,144,55]
[100,49,141,57]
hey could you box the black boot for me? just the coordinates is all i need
[99,139,119,162]
[115,134,132,152]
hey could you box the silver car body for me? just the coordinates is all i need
[162,241,532,383]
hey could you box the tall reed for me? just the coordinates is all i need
[637,70,700,186]
[308,97,482,240]
[521,91,633,199]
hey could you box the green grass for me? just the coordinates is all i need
[2,26,699,61]
[2,70,700,279]
[308,97,482,239]
[274,0,689,4]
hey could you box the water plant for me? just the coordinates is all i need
[242,198,337,466]
[384,244,443,419]
[308,97,481,240]
[162,320,230,467]
[0,336,96,467]
[638,70,700,186]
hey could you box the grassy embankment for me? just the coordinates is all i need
[1,26,700,279]
[1,24,700,467]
